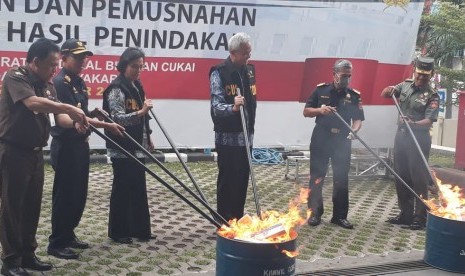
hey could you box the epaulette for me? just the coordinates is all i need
[316,83,329,87]
[14,67,27,76]
[405,79,413,82]
[349,88,361,95]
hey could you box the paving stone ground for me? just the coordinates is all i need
[3,160,435,275]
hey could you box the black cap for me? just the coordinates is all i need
[61,38,93,56]
[415,56,434,74]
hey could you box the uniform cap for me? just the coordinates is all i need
[61,38,93,56]
[415,56,434,74]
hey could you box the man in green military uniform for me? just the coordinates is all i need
[381,57,439,230]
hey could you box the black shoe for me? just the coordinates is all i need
[111,237,133,244]
[386,215,412,225]
[137,235,157,242]
[308,216,321,226]
[0,266,30,276]
[331,218,354,229]
[21,254,52,271]
[67,237,90,249]
[47,247,79,260]
[409,220,425,230]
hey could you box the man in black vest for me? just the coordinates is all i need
[209,32,257,221]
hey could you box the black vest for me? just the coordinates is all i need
[102,75,149,151]
[209,57,257,133]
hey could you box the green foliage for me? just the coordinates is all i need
[419,0,465,101]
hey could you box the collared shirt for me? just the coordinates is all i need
[305,83,364,132]
[0,66,55,148]
[51,68,91,138]
[394,80,439,125]
[210,70,253,146]
[106,86,149,158]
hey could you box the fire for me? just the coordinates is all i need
[424,176,465,221]
[282,249,299,258]
[217,188,311,244]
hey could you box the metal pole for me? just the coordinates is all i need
[236,88,262,219]
[331,111,431,210]
[90,125,223,228]
[97,109,227,225]
[99,111,229,226]
[148,109,210,204]
[391,94,442,196]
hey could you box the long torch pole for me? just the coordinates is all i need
[391,94,442,199]
[236,88,262,219]
[331,111,430,210]
[148,109,211,206]
[90,125,223,228]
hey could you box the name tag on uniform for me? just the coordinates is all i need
[49,113,56,127]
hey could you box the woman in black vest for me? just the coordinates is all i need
[102,48,155,244]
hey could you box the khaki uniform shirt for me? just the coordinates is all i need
[394,79,439,130]
[0,66,57,149]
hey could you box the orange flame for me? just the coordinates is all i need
[282,249,299,258]
[217,188,311,247]
[424,175,465,221]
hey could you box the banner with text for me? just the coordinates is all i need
[1,0,424,105]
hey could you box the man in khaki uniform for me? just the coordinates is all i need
[0,38,87,276]
[381,57,439,230]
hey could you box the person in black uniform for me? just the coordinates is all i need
[102,47,155,244]
[47,39,124,259]
[0,38,87,276]
[381,57,439,230]
[304,59,364,229]
[209,32,257,221]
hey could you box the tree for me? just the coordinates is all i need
[417,0,465,117]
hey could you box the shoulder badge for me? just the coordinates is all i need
[350,88,361,95]
[15,67,26,76]
[316,83,329,87]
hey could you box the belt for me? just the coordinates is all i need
[398,127,429,133]
[0,138,43,151]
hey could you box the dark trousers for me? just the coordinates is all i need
[307,125,352,219]
[216,144,250,221]
[0,143,44,267]
[393,129,431,221]
[108,157,151,239]
[48,138,89,249]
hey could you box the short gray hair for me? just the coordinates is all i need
[333,59,352,73]
[228,32,251,52]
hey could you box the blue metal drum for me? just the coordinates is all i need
[216,232,297,276]
[424,212,465,273]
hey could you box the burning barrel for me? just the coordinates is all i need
[423,175,465,274]
[215,188,310,275]
[216,230,297,276]
[424,212,465,273]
